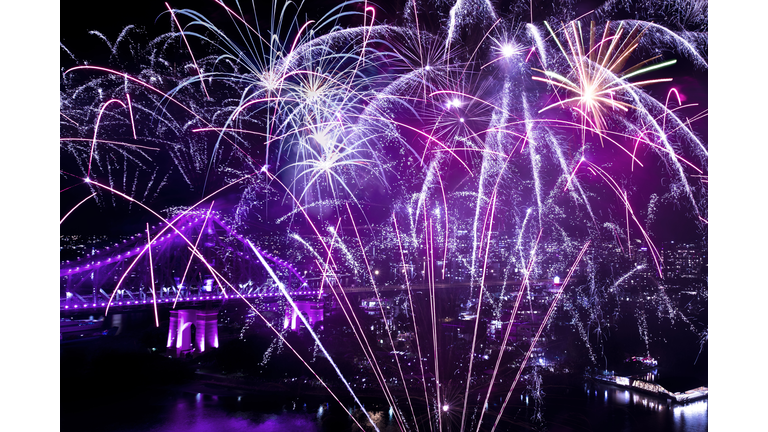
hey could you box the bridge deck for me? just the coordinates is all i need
[60,289,322,311]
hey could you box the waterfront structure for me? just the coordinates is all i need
[597,373,708,403]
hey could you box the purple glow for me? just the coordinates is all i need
[58,5,708,432]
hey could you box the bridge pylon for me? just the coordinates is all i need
[167,308,219,357]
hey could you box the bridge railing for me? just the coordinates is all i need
[60,288,323,311]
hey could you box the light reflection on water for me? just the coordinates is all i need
[109,385,705,432]
[148,409,318,432]
[112,391,400,432]
[673,400,708,432]
[584,383,707,432]
[119,392,324,432]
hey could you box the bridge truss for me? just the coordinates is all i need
[60,209,317,311]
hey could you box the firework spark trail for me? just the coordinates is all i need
[60,112,80,126]
[563,157,585,191]
[249,241,381,432]
[265,175,405,426]
[166,2,210,100]
[125,93,137,139]
[625,190,632,259]
[88,99,127,178]
[428,220,443,430]
[653,283,701,335]
[203,258,369,432]
[468,166,487,297]
[172,201,215,308]
[61,2,707,429]
[85,176,255,314]
[325,270,406,430]
[637,308,650,356]
[434,165,450,280]
[563,299,597,364]
[393,213,433,432]
[413,154,449,279]
[527,23,548,68]
[626,89,704,217]
[415,159,439,244]
[266,175,415,421]
[459,187,499,431]
[445,0,462,55]
[61,138,160,151]
[423,207,441,432]
[60,192,97,225]
[348,4,375,88]
[523,98,544,229]
[475,228,542,432]
[326,227,363,276]
[543,132,601,231]
[490,241,591,432]
[663,88,682,133]
[409,0,426,100]
[317,226,406,431]
[474,118,647,167]
[639,134,707,173]
[474,148,515,288]
[584,161,663,277]
[346,203,416,431]
[516,207,533,269]
[318,220,344,296]
[609,265,645,295]
[465,82,514,302]
[461,146,514,429]
[475,187,502,385]
[610,223,626,254]
[146,223,160,327]
[64,66,256,168]
[622,20,708,69]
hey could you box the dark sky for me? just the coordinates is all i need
[61,0,237,235]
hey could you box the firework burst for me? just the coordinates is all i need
[61,1,707,431]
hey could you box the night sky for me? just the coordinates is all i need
[0,0,746,431]
[60,0,708,245]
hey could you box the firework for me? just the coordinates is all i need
[61,1,707,431]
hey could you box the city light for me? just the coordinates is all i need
[60,1,707,431]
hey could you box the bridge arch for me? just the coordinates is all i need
[61,210,309,310]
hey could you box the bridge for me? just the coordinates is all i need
[60,209,562,354]
[61,209,311,308]
[60,209,324,353]
[61,289,322,311]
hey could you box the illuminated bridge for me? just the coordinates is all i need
[60,210,324,352]
[61,210,312,308]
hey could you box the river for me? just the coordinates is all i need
[61,376,706,432]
